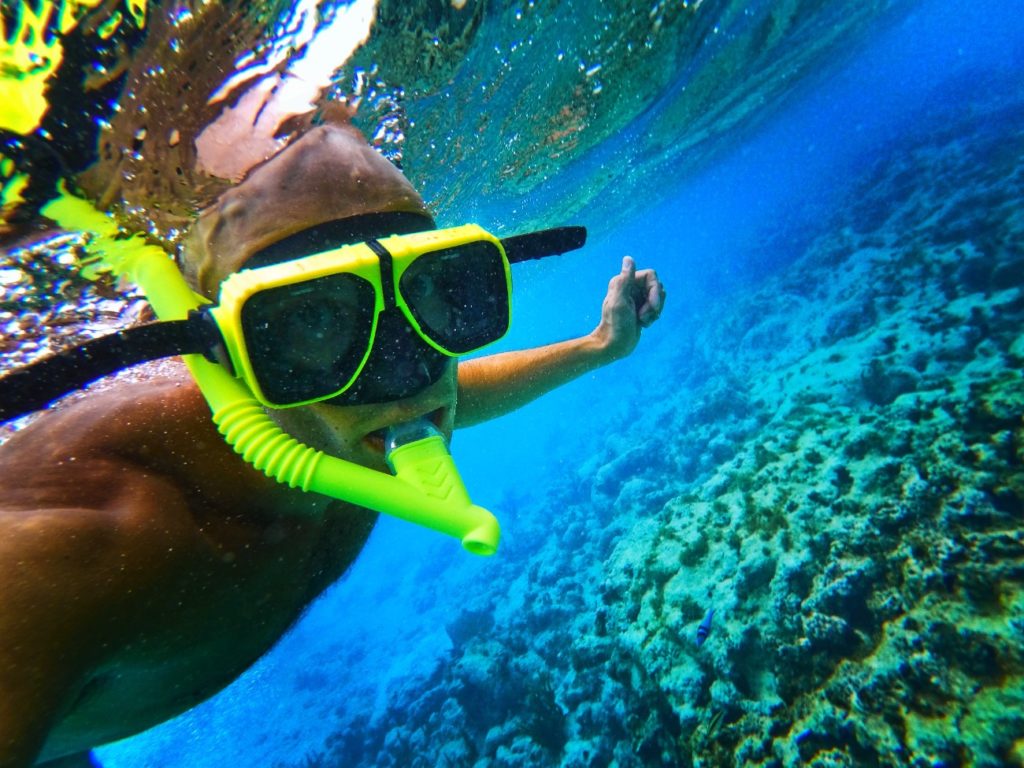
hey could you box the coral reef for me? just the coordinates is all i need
[284,75,1024,768]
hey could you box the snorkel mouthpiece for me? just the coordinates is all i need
[385,419,499,556]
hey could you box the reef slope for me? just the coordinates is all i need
[287,73,1024,768]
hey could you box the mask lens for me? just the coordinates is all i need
[399,240,509,353]
[240,272,376,405]
[325,308,452,406]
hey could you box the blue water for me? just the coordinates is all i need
[94,0,1024,765]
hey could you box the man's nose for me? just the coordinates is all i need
[327,307,449,405]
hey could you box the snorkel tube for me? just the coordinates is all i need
[41,191,499,555]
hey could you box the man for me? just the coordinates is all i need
[0,122,664,768]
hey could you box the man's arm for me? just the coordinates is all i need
[456,256,665,428]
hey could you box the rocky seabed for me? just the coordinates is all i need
[285,88,1024,768]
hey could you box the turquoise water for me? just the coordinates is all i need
[3,0,1023,764]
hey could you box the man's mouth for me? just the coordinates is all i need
[361,407,446,455]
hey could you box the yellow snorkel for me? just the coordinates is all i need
[40,191,500,555]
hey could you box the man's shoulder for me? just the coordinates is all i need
[56,358,206,421]
[1,359,212,465]
[0,359,242,517]
[78,357,203,408]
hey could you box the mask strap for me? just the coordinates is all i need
[501,226,587,263]
[364,239,397,310]
[246,211,436,269]
[0,315,218,421]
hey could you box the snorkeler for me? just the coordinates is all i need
[0,121,664,767]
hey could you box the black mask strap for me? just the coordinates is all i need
[0,315,220,422]
[0,222,589,421]
[245,211,437,269]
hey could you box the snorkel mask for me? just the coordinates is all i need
[210,212,512,408]
[0,190,586,555]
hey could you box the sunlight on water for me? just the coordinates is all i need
[1,0,908,380]
[0,232,140,367]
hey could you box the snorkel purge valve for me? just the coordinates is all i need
[385,419,498,556]
[37,191,501,555]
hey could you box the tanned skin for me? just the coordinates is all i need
[0,125,665,767]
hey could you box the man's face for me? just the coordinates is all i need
[267,360,458,474]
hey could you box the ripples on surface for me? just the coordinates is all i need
[0,232,143,366]
[0,0,907,377]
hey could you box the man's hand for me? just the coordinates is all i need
[592,256,666,362]
[456,256,665,427]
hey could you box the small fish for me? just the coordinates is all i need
[695,607,715,647]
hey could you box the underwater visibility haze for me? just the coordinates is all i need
[2,0,1024,765]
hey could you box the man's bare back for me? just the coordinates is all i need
[0,366,380,764]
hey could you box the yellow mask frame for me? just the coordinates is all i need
[210,225,512,409]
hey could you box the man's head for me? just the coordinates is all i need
[181,122,456,470]
[181,122,429,299]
